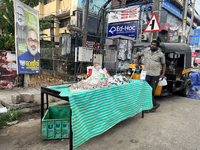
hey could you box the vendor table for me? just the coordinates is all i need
[41,80,153,150]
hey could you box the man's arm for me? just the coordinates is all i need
[160,63,166,79]
[136,49,146,68]
[136,54,141,69]
[160,53,166,79]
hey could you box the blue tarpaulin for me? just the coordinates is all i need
[187,71,200,99]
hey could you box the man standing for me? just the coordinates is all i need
[18,29,40,73]
[136,40,166,113]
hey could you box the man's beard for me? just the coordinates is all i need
[151,47,157,51]
[17,18,26,28]
[28,44,38,56]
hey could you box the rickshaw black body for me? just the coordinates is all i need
[159,43,191,96]
[128,42,191,97]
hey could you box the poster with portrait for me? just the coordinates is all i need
[14,0,40,74]
[0,51,24,89]
[167,27,179,43]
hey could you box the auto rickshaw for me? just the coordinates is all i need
[128,42,191,97]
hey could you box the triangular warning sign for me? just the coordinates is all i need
[143,12,161,32]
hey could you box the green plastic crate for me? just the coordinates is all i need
[42,105,70,139]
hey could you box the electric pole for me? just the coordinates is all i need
[82,0,89,47]
[50,18,55,48]
[100,0,112,68]
[152,0,160,41]
[181,0,189,43]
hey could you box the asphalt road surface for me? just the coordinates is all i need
[0,94,200,150]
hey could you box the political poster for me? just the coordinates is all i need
[167,27,179,43]
[14,0,40,74]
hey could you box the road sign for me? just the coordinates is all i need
[143,12,161,32]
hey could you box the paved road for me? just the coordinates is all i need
[1,94,200,150]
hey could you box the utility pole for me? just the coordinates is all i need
[82,0,89,47]
[137,5,142,43]
[152,0,159,41]
[181,0,189,43]
[100,9,105,50]
[50,18,55,48]
[82,0,85,27]
[50,18,55,71]
[100,0,112,68]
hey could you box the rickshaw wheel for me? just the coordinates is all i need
[182,83,190,97]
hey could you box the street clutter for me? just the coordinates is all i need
[71,65,131,90]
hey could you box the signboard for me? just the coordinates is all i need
[108,6,140,23]
[0,51,23,89]
[107,22,138,37]
[86,42,100,49]
[14,0,40,74]
[167,28,179,43]
[192,52,197,57]
[164,23,182,36]
[143,12,161,32]
[197,53,200,58]
[195,58,200,63]
[189,36,199,45]
[194,29,200,37]
[166,14,182,29]
[163,0,182,19]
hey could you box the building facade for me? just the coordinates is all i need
[34,0,111,43]
[111,0,200,42]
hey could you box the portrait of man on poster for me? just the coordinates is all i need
[15,6,29,39]
[18,29,40,61]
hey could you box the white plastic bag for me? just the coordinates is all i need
[0,107,8,114]
[158,78,167,86]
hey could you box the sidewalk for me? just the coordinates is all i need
[0,86,69,113]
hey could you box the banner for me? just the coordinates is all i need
[167,27,179,43]
[86,42,100,49]
[108,6,140,24]
[14,0,40,74]
[107,22,138,37]
[0,51,23,89]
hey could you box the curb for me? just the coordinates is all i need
[20,100,70,114]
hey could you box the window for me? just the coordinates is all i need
[59,18,70,28]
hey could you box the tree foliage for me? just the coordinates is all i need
[0,0,51,50]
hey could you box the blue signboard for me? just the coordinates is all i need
[193,29,200,37]
[107,23,138,37]
[163,0,182,19]
[197,53,200,58]
[190,36,199,45]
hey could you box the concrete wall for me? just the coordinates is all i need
[60,0,71,12]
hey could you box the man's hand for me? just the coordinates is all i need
[160,74,164,80]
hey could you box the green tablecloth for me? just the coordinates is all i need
[59,79,153,149]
